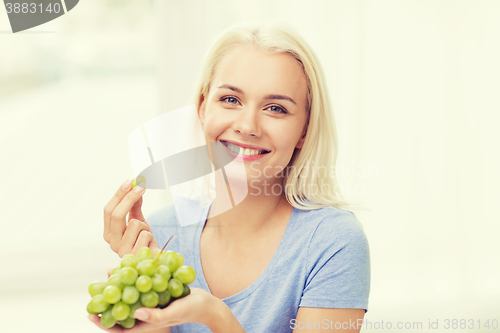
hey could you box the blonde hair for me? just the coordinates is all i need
[189,21,366,214]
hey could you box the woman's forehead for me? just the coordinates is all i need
[211,44,308,103]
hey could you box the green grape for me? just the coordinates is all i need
[121,254,138,269]
[100,308,117,328]
[122,286,140,304]
[88,281,106,296]
[87,301,99,314]
[128,300,143,319]
[103,285,122,304]
[180,284,191,298]
[157,251,168,266]
[110,267,121,276]
[120,267,138,285]
[111,301,130,321]
[156,265,171,280]
[176,253,184,267]
[173,265,196,285]
[119,316,136,329]
[135,275,153,293]
[158,290,171,307]
[163,252,180,273]
[106,274,126,289]
[140,290,159,308]
[151,274,168,292]
[123,253,137,260]
[137,259,156,276]
[153,251,162,262]
[131,175,146,189]
[89,294,109,313]
[137,247,153,262]
[168,278,184,298]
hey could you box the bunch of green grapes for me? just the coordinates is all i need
[87,247,196,329]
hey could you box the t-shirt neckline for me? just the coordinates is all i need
[194,200,298,304]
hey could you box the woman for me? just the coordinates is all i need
[91,21,370,333]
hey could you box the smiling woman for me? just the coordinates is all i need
[93,21,370,333]
[190,22,360,214]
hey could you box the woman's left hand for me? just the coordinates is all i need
[88,288,219,332]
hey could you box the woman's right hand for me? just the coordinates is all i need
[103,179,160,258]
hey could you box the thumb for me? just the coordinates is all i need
[134,307,172,326]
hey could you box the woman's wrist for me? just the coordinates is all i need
[202,297,246,333]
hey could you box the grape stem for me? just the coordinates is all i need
[153,231,177,264]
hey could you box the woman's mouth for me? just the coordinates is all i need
[220,141,270,161]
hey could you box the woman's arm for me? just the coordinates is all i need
[293,308,365,333]
[136,292,246,333]
[293,212,370,333]
[144,328,171,333]
[202,297,246,333]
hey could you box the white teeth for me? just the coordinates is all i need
[224,142,266,156]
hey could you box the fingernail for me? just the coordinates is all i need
[134,184,146,193]
[134,309,149,320]
[121,179,131,191]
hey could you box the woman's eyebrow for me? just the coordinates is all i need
[217,84,297,105]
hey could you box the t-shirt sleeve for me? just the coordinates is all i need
[146,203,179,252]
[299,210,371,313]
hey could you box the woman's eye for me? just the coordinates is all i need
[220,96,239,105]
[219,97,286,114]
[267,105,287,114]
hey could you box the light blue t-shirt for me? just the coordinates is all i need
[147,197,370,333]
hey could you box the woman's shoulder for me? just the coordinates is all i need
[293,205,370,282]
[293,204,365,237]
[291,204,369,258]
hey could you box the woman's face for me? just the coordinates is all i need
[199,43,308,186]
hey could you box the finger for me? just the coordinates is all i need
[131,230,154,256]
[134,307,176,327]
[110,186,146,252]
[87,314,124,332]
[149,236,160,255]
[115,319,159,333]
[129,195,145,223]
[104,179,132,243]
[117,220,150,257]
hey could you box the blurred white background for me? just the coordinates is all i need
[1,0,499,332]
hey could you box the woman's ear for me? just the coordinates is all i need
[198,94,206,128]
[295,124,307,149]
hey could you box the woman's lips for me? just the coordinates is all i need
[221,141,269,161]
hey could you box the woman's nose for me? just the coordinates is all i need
[232,106,262,137]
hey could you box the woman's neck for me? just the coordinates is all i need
[205,177,289,250]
